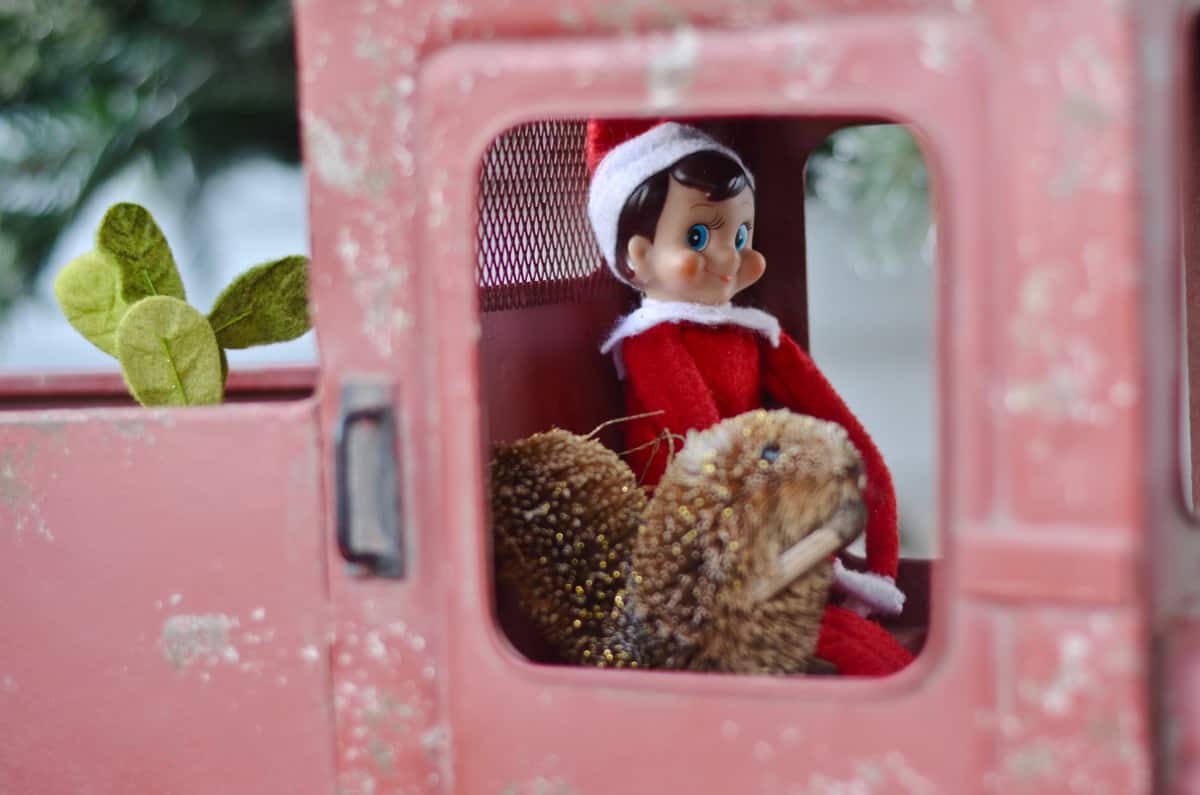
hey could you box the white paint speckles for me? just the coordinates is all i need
[784,36,836,99]
[2,447,53,544]
[1005,265,1126,425]
[1109,381,1137,408]
[1003,740,1058,782]
[2,675,17,693]
[365,631,387,661]
[436,0,470,24]
[753,740,774,762]
[353,27,390,65]
[427,170,451,229]
[918,27,952,72]
[251,607,266,622]
[302,112,369,195]
[647,26,698,109]
[161,614,237,670]
[420,724,450,755]
[169,593,182,607]
[1020,632,1095,717]
[558,7,583,30]
[300,644,321,663]
[337,226,362,271]
[796,754,936,794]
[721,720,740,739]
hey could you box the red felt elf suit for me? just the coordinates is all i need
[588,120,912,676]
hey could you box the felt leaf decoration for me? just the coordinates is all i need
[97,203,186,303]
[53,250,129,357]
[219,347,229,387]
[207,255,310,349]
[115,296,223,406]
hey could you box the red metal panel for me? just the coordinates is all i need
[0,404,335,794]
[289,0,1155,791]
[417,13,996,794]
[0,367,318,409]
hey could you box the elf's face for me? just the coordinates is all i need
[626,177,766,305]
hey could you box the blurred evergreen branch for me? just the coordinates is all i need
[806,126,933,278]
[0,0,300,319]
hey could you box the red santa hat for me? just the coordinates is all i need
[586,119,755,285]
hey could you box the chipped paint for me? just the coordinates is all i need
[501,778,576,795]
[784,35,837,99]
[303,112,371,194]
[792,753,937,794]
[647,26,698,109]
[918,26,952,72]
[160,614,238,670]
[1004,258,1134,424]
[1,445,52,543]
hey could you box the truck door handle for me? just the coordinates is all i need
[335,380,405,578]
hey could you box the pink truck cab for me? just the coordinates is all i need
[1,0,1196,792]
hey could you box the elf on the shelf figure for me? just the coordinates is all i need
[587,119,912,676]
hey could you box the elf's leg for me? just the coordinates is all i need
[815,605,914,676]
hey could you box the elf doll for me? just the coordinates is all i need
[587,119,912,676]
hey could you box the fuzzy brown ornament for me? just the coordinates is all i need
[490,409,867,674]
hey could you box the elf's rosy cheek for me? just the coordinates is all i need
[675,254,702,280]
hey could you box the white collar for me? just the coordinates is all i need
[600,298,782,378]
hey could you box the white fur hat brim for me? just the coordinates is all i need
[586,122,755,284]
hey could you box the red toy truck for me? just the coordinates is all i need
[1,0,1192,792]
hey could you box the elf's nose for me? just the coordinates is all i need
[708,243,740,282]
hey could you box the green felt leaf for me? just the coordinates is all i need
[96,203,186,303]
[53,250,129,357]
[219,347,229,387]
[208,255,310,349]
[115,296,223,406]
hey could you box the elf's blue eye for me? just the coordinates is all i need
[735,223,749,251]
[686,224,709,251]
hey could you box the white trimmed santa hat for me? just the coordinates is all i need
[585,119,755,285]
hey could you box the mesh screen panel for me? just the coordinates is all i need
[477,120,625,312]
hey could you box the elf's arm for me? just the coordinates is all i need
[621,323,721,486]
[761,332,903,615]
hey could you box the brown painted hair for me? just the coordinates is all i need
[613,149,752,283]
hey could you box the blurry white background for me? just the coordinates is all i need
[0,154,315,372]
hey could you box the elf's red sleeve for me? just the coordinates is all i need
[816,605,913,676]
[760,332,899,580]
[621,323,721,487]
